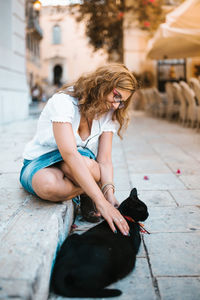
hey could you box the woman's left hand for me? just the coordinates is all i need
[95,199,129,236]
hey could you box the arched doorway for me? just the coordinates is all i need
[53,64,63,87]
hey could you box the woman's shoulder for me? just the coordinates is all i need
[48,92,78,106]
[100,110,118,133]
[100,110,114,122]
[40,92,78,123]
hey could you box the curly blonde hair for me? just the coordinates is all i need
[60,63,139,138]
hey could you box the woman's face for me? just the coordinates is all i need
[106,88,132,110]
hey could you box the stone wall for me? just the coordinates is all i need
[0,0,29,124]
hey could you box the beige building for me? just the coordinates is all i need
[0,0,29,124]
[124,19,154,75]
[39,5,108,97]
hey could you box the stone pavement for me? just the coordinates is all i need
[1,109,200,299]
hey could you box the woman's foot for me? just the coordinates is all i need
[80,194,101,223]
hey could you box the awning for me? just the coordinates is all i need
[147,0,200,59]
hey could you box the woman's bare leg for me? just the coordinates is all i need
[32,166,83,202]
[32,156,100,202]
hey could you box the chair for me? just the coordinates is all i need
[189,78,200,104]
[139,89,150,113]
[140,87,168,118]
[146,88,158,116]
[172,82,187,125]
[189,78,200,130]
[140,88,156,116]
[152,87,167,118]
[165,82,180,120]
[179,81,198,127]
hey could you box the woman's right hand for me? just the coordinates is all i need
[96,200,130,236]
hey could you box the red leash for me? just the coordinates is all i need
[124,216,150,234]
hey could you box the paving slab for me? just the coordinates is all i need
[154,146,200,175]
[157,277,200,300]
[122,140,156,156]
[138,190,177,207]
[162,156,200,175]
[107,258,156,300]
[144,232,200,276]
[114,176,131,190]
[150,142,189,158]
[170,189,200,206]
[115,190,130,202]
[127,157,171,174]
[130,173,186,190]
[146,206,200,233]
[179,175,200,189]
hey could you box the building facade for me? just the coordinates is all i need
[0,0,29,124]
[39,5,108,98]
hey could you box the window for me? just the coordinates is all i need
[52,25,61,44]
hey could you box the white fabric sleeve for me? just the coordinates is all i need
[48,93,75,123]
[102,118,118,133]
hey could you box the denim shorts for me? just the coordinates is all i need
[19,147,96,196]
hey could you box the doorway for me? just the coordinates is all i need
[53,64,63,87]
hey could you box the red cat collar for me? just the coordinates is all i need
[124,216,150,234]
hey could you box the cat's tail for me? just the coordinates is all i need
[91,288,122,298]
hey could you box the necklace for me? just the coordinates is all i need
[77,119,101,149]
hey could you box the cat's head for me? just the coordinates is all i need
[119,188,149,222]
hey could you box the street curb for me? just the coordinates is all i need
[0,198,74,300]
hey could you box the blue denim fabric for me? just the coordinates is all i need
[19,147,96,196]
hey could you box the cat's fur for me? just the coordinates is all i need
[50,188,149,298]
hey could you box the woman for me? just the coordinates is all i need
[20,63,138,236]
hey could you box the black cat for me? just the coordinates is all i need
[50,188,149,298]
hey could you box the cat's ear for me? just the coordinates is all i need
[130,188,138,199]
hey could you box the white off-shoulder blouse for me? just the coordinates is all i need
[23,93,118,160]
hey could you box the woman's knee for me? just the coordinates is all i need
[59,156,100,182]
[32,171,61,201]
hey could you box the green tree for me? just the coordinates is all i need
[72,0,124,62]
[71,0,165,62]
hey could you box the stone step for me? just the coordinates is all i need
[0,193,74,300]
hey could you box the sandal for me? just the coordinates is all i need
[80,194,101,223]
